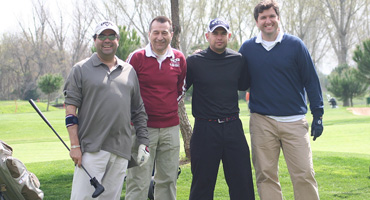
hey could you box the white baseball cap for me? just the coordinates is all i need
[94,21,120,36]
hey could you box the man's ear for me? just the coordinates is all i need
[205,32,209,40]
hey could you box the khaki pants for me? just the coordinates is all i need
[126,125,180,200]
[70,150,128,200]
[250,113,319,200]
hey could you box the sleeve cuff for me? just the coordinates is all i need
[312,108,324,118]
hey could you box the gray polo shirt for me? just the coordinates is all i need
[64,53,149,160]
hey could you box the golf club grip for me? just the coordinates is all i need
[28,99,71,151]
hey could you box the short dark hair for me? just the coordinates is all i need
[254,0,280,21]
[149,16,173,32]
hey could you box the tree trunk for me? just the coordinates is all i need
[343,98,350,107]
[171,0,193,160]
[47,94,50,111]
[170,0,181,49]
[178,98,192,160]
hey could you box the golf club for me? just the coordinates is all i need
[28,99,104,198]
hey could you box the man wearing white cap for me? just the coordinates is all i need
[186,18,255,199]
[64,20,150,200]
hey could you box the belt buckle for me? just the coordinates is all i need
[217,118,225,123]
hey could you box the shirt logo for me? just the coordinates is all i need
[170,58,180,67]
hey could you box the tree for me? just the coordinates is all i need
[230,0,257,46]
[0,33,19,100]
[353,39,370,87]
[116,26,141,60]
[105,0,169,45]
[171,0,181,50]
[15,0,62,100]
[46,0,70,78]
[281,0,330,69]
[171,0,193,160]
[321,0,365,65]
[1,33,42,100]
[327,64,368,106]
[69,0,97,67]
[38,74,63,111]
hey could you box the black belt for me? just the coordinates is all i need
[196,114,239,124]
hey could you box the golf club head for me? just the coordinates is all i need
[90,177,105,198]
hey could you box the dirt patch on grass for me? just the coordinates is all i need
[347,107,370,116]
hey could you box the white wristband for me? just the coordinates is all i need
[71,145,80,149]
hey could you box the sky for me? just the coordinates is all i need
[0,0,72,34]
[1,0,33,34]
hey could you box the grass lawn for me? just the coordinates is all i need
[1,100,370,199]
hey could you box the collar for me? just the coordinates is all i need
[256,30,284,44]
[207,47,227,56]
[91,53,124,69]
[144,43,175,59]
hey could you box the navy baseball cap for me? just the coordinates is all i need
[207,18,230,33]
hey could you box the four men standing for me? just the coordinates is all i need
[64,0,324,199]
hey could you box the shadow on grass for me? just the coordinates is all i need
[333,186,370,199]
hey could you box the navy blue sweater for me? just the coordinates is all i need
[239,34,324,117]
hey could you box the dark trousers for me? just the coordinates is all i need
[189,119,255,200]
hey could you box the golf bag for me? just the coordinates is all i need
[329,97,338,108]
[0,140,44,200]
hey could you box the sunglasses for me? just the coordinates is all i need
[97,34,117,41]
